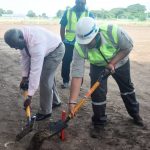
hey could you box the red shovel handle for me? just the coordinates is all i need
[60,110,66,141]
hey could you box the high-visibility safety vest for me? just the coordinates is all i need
[65,8,89,41]
[75,24,119,66]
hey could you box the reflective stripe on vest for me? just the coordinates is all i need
[75,24,119,66]
[65,9,89,41]
[121,90,135,96]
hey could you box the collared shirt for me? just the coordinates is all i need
[71,27,133,77]
[20,26,61,96]
[60,7,94,45]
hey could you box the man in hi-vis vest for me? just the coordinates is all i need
[60,0,94,88]
[68,17,144,138]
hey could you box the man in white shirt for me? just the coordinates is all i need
[4,26,65,121]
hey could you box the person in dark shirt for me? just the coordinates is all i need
[60,0,94,88]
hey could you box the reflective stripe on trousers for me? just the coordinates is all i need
[92,101,106,106]
[121,90,135,96]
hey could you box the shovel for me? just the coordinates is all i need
[16,90,36,141]
[47,69,111,138]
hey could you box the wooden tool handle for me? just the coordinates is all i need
[22,91,31,118]
[73,81,100,114]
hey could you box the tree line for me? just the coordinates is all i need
[0,8,13,16]
[0,9,48,18]
[1,4,150,21]
[57,4,150,21]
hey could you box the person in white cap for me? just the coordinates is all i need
[68,17,144,138]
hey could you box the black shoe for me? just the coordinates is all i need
[133,115,144,126]
[61,83,69,89]
[90,125,105,138]
[33,113,51,121]
[52,103,61,109]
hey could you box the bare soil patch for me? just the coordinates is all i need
[0,23,150,150]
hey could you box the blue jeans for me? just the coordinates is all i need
[61,43,74,83]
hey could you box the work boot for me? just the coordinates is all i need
[61,83,69,89]
[90,125,105,138]
[133,115,144,126]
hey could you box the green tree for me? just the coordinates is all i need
[41,13,48,18]
[92,9,111,19]
[147,12,150,18]
[26,10,36,17]
[126,4,146,20]
[126,4,146,13]
[109,8,125,18]
[0,8,5,16]
[55,3,148,21]
[5,10,13,14]
[138,13,146,21]
[56,10,64,18]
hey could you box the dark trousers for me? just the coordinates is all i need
[61,43,74,83]
[90,60,139,125]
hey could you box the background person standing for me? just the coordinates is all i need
[60,0,94,88]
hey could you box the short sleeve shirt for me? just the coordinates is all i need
[60,7,95,45]
[71,26,133,77]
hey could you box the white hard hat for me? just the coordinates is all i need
[76,17,99,45]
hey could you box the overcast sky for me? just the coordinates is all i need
[1,0,150,17]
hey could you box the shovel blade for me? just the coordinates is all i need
[16,124,33,141]
[48,120,68,137]
[16,117,36,141]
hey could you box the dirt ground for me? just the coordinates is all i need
[0,22,150,150]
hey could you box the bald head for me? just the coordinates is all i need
[4,29,26,50]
